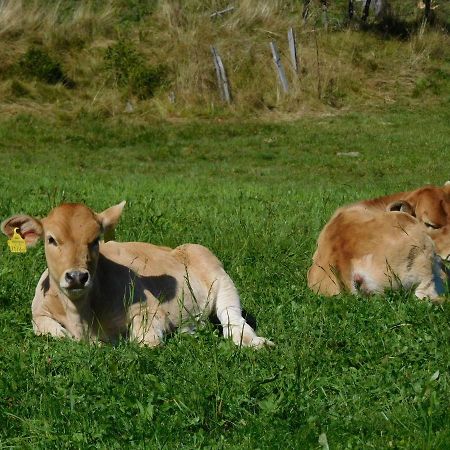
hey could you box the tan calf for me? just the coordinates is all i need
[355,182,450,259]
[2,202,273,348]
[308,206,446,300]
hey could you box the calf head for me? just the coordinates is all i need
[387,183,450,259]
[1,201,125,300]
[405,183,450,230]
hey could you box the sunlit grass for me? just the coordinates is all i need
[0,104,449,448]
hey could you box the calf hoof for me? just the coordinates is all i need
[245,336,275,349]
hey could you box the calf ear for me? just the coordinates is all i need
[96,201,126,240]
[1,214,44,247]
[387,200,414,215]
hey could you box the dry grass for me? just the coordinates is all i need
[0,0,116,43]
[0,0,449,121]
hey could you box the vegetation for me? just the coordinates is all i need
[104,39,167,99]
[0,0,449,120]
[0,105,450,448]
[17,47,74,87]
[0,1,449,448]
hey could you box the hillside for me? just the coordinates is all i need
[0,0,449,121]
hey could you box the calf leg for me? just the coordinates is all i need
[128,303,169,347]
[414,255,446,303]
[215,273,274,348]
[33,315,71,339]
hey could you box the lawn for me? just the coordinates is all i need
[0,104,450,448]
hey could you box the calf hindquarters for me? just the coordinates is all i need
[308,207,444,300]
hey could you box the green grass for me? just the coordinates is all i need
[1,104,450,448]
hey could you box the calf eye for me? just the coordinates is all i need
[47,236,57,246]
[425,222,439,230]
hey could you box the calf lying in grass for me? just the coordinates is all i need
[1,202,273,348]
[353,182,450,260]
[308,205,447,301]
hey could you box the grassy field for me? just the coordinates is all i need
[0,103,449,448]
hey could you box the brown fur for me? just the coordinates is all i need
[356,183,450,258]
[308,205,446,301]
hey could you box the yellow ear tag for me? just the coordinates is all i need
[7,228,27,253]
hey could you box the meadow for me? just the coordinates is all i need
[1,0,450,448]
[0,104,450,449]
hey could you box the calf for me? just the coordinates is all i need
[354,182,450,259]
[308,205,446,301]
[2,202,273,348]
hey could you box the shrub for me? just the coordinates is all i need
[104,39,167,99]
[412,67,450,97]
[116,0,158,23]
[17,47,74,87]
[131,65,167,100]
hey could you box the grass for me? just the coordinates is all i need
[0,0,449,120]
[0,103,449,448]
[0,1,449,447]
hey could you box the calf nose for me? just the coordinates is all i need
[65,270,90,288]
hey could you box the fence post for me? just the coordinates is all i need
[211,46,231,103]
[270,41,289,93]
[302,0,311,23]
[287,27,299,75]
[362,0,372,21]
[321,0,328,30]
[424,0,431,20]
[348,0,354,20]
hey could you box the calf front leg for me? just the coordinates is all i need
[128,304,169,347]
[33,315,72,339]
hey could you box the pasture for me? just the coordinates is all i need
[0,104,449,448]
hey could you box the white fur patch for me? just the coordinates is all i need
[351,254,381,294]
[351,270,380,294]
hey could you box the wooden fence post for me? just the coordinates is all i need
[424,0,431,20]
[321,0,328,30]
[348,0,354,20]
[211,46,231,103]
[362,0,372,21]
[287,28,299,75]
[302,0,311,23]
[270,41,289,93]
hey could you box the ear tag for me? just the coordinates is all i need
[7,228,27,253]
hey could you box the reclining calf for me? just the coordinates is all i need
[2,202,273,348]
[353,182,450,260]
[308,205,447,301]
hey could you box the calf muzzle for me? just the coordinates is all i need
[63,270,90,290]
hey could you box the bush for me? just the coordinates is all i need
[104,39,167,99]
[17,47,74,87]
[130,65,167,100]
[116,0,158,23]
